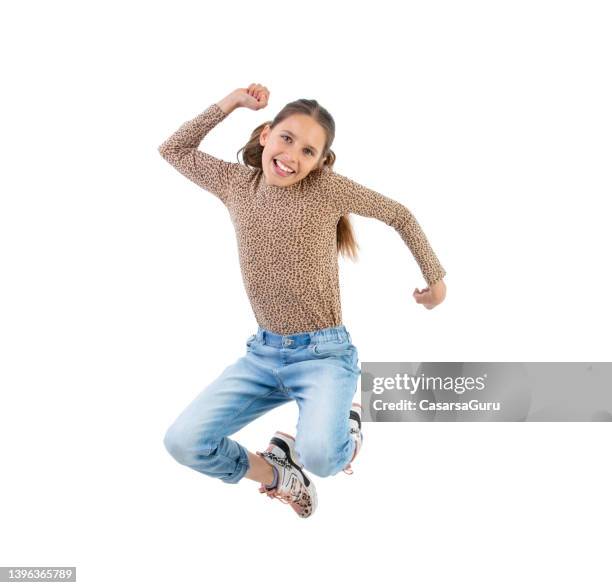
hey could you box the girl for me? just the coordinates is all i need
[159,83,447,518]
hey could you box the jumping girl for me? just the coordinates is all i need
[158,83,447,518]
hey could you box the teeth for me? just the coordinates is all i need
[275,159,294,173]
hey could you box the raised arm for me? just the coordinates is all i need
[158,96,244,205]
[328,170,447,289]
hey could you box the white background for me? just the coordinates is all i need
[1,0,611,586]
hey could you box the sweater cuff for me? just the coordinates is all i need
[210,102,230,120]
[425,267,446,286]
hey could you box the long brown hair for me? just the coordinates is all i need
[236,99,359,261]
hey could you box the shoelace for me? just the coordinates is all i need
[260,483,312,520]
[260,478,305,509]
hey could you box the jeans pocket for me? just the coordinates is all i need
[310,341,356,359]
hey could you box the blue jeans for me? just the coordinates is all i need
[163,324,360,483]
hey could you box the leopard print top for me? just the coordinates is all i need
[158,103,446,335]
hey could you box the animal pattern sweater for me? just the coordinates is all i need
[158,103,446,335]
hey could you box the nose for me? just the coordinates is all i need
[287,145,300,165]
[286,150,298,166]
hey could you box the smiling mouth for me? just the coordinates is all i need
[273,159,296,175]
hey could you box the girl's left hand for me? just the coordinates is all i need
[413,279,446,310]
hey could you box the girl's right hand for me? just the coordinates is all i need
[233,83,270,111]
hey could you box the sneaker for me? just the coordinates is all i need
[256,432,318,518]
[343,402,363,475]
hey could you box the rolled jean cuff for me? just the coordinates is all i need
[222,442,250,484]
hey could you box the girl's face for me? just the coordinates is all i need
[259,114,327,187]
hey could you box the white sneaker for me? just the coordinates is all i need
[256,432,318,518]
[343,403,363,475]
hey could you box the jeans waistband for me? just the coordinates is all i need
[255,324,352,349]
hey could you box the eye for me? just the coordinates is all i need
[281,135,314,156]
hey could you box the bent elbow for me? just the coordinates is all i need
[158,142,170,158]
[158,142,182,165]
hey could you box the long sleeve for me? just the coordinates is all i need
[328,170,446,285]
[158,103,244,205]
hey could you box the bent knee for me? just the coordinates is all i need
[163,425,216,465]
[298,444,339,478]
[163,426,191,464]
